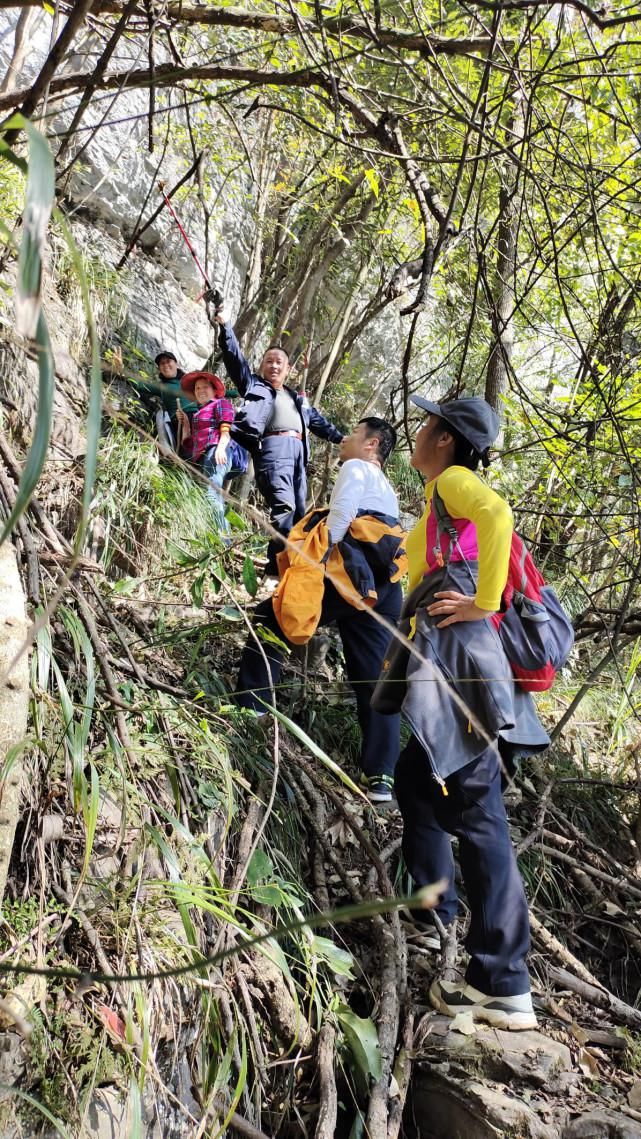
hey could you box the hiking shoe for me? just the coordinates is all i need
[360,773,395,804]
[429,979,537,1031]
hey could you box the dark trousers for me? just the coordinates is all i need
[395,737,530,996]
[255,436,307,574]
[236,580,402,779]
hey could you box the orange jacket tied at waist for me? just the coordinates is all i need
[273,508,407,645]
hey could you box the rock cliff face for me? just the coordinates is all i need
[0,9,252,375]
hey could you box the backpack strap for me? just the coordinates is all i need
[431,485,476,592]
[432,485,461,566]
[517,538,528,595]
[432,486,458,543]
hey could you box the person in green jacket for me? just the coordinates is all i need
[153,350,196,451]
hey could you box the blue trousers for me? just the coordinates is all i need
[255,436,307,573]
[202,449,232,533]
[236,580,402,779]
[395,738,530,995]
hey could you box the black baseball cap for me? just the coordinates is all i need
[155,350,177,365]
[411,395,499,453]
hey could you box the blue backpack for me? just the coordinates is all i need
[227,438,249,478]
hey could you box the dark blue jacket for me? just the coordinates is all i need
[218,322,343,460]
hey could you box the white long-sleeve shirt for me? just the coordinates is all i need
[326,459,399,543]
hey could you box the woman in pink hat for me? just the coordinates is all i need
[176,372,235,533]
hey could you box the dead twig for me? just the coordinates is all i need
[285,765,362,906]
[297,769,330,913]
[365,916,399,1136]
[547,964,641,1031]
[387,1007,415,1139]
[289,749,394,896]
[434,913,458,983]
[105,652,190,697]
[116,149,204,267]
[314,1022,337,1139]
[530,911,603,987]
[537,844,641,902]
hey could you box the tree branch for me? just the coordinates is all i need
[44,3,495,58]
[1,0,95,141]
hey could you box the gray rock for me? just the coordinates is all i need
[418,1014,573,1089]
[82,1088,131,1139]
[563,1111,641,1139]
[407,1066,560,1139]
[0,1031,26,1087]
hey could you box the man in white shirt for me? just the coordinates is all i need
[235,417,403,802]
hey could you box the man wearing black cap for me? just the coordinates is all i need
[375,396,549,1030]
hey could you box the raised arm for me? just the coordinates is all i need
[216,320,253,397]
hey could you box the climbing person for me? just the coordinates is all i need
[176,371,234,533]
[214,305,344,573]
[148,349,196,452]
[235,418,406,802]
[375,396,550,1029]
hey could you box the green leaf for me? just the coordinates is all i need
[0,1086,72,1138]
[252,883,283,906]
[128,1079,143,1139]
[54,211,103,556]
[242,554,258,597]
[336,1000,381,1087]
[80,763,100,877]
[364,167,379,199]
[112,577,140,596]
[348,1111,365,1139]
[310,935,355,979]
[246,848,273,885]
[219,605,244,621]
[208,1026,237,1099]
[190,571,205,608]
[225,507,245,528]
[35,614,52,691]
[12,116,55,338]
[0,310,53,547]
[256,624,291,651]
[0,739,31,788]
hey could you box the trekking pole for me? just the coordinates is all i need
[157,180,224,367]
[158,181,223,309]
[158,180,211,289]
[176,397,183,453]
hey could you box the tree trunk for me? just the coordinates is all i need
[312,256,372,408]
[0,8,42,95]
[239,113,279,314]
[485,93,525,411]
[274,172,365,341]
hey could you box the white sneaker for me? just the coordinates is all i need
[359,774,395,804]
[429,978,537,1031]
